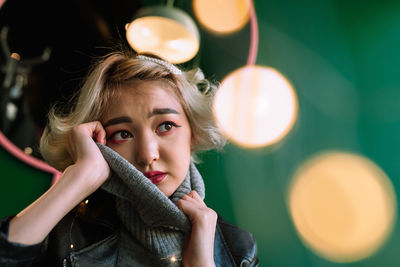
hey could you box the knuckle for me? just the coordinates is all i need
[207,208,217,219]
[198,208,217,222]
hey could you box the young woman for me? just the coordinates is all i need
[0,49,258,266]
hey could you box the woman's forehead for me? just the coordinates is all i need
[108,81,184,112]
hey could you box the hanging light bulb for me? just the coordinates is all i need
[193,0,251,34]
[125,5,200,64]
[213,65,298,148]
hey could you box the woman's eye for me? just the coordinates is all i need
[157,121,181,133]
[109,130,133,142]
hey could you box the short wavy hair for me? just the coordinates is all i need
[39,49,226,171]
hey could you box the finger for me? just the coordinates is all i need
[68,122,105,161]
[185,191,206,207]
[189,190,202,201]
[178,198,217,226]
[180,194,202,207]
[177,199,191,214]
[181,194,195,201]
[92,121,107,144]
[177,198,196,217]
[178,196,206,214]
[81,121,105,143]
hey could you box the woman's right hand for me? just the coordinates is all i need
[67,121,110,192]
[8,121,110,245]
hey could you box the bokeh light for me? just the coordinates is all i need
[213,65,298,148]
[193,0,251,34]
[288,151,397,262]
[126,16,199,64]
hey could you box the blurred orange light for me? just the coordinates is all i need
[288,152,397,262]
[193,0,251,34]
[126,6,200,64]
[213,65,298,148]
[10,53,20,61]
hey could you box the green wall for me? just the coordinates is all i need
[194,0,400,266]
[0,145,52,218]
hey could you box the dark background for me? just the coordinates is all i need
[0,0,142,149]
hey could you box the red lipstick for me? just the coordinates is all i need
[143,171,167,184]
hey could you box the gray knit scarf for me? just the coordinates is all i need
[97,144,205,266]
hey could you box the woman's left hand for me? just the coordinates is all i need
[177,190,217,267]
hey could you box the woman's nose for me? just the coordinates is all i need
[134,134,159,167]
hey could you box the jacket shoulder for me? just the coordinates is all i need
[217,215,259,266]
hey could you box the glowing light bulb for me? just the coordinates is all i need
[288,151,397,262]
[170,255,177,262]
[193,0,251,34]
[213,65,298,148]
[126,6,200,64]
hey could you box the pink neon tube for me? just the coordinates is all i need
[0,131,61,184]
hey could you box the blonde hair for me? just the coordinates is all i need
[40,49,226,171]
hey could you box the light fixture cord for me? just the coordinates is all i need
[247,0,259,65]
[166,0,175,7]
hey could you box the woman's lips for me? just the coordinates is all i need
[143,171,167,184]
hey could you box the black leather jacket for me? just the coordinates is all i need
[0,190,259,266]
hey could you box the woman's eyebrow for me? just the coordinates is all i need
[103,116,132,128]
[148,108,179,118]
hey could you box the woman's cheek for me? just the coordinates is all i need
[107,139,129,145]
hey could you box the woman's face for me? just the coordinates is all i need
[102,81,193,197]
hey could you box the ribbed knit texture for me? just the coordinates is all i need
[97,144,205,266]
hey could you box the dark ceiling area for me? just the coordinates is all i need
[0,0,143,152]
[0,0,251,155]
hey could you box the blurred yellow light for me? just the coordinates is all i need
[126,6,200,64]
[24,147,33,155]
[288,152,397,262]
[213,65,298,148]
[193,0,251,34]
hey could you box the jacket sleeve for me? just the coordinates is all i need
[0,215,46,267]
[217,215,259,266]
